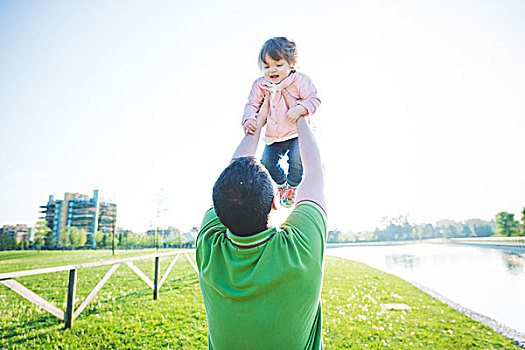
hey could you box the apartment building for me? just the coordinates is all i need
[0,224,29,243]
[39,190,117,248]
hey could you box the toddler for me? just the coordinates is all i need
[242,37,321,208]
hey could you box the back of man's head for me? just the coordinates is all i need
[213,156,274,236]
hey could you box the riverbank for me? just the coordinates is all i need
[406,279,525,348]
[449,237,525,252]
[328,242,525,348]
[327,238,447,248]
[328,237,525,252]
[0,250,521,349]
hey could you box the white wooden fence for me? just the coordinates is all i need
[0,250,198,329]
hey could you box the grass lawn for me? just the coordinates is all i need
[0,250,520,349]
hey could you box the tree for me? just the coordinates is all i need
[101,232,108,248]
[95,230,104,248]
[44,231,56,249]
[0,233,16,250]
[436,220,461,238]
[111,231,119,252]
[342,232,357,242]
[460,225,472,238]
[519,207,525,236]
[78,228,87,248]
[375,215,414,242]
[58,228,71,249]
[118,230,124,249]
[33,220,51,251]
[327,230,342,243]
[495,212,519,237]
[465,219,489,234]
[152,188,168,251]
[0,231,17,250]
[19,240,29,250]
[446,225,458,238]
[141,234,155,248]
[126,231,140,248]
[69,227,87,248]
[118,230,135,249]
[422,224,436,238]
[473,224,493,237]
[189,227,199,246]
[166,228,181,247]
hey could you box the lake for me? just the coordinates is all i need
[328,243,525,334]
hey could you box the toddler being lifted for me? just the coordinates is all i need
[242,37,321,207]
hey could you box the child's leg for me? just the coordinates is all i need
[261,143,287,185]
[286,138,303,187]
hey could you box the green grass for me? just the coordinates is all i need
[0,250,520,349]
[321,257,519,349]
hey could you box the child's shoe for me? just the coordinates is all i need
[277,183,288,206]
[281,186,297,208]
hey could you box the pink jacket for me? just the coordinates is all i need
[242,72,321,144]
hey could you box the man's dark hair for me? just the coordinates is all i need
[213,156,274,236]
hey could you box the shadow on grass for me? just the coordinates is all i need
[75,272,199,319]
[3,314,62,343]
[2,270,200,348]
[0,252,36,260]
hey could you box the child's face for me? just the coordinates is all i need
[261,55,292,84]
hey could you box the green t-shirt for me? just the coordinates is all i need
[196,201,327,350]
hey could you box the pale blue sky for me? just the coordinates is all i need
[1,0,524,233]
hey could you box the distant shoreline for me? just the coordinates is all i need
[328,237,525,251]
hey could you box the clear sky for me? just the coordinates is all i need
[1,0,524,233]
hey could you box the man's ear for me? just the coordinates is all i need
[271,195,277,211]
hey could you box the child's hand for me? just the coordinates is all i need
[243,119,258,135]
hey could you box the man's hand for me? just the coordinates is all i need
[243,92,270,135]
[257,92,270,126]
[243,119,258,135]
[282,90,307,123]
[286,105,307,123]
[232,94,270,159]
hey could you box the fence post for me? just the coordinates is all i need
[65,268,77,329]
[154,256,160,300]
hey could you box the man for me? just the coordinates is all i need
[196,96,327,349]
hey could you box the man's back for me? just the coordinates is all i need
[197,201,327,350]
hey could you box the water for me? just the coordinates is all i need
[328,243,525,334]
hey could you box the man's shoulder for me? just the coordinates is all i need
[277,200,327,265]
[284,201,327,237]
[197,207,225,244]
[295,200,327,218]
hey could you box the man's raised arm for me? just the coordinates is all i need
[295,116,327,212]
[231,95,269,159]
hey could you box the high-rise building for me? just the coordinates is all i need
[39,190,117,248]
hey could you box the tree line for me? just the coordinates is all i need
[2,207,524,249]
[0,220,197,251]
[328,207,525,243]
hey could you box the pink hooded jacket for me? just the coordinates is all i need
[242,72,321,145]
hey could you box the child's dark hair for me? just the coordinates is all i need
[258,37,297,69]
